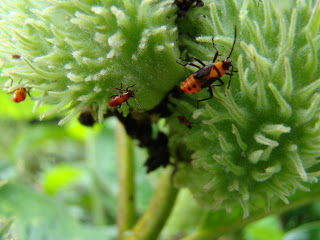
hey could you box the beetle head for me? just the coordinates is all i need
[222,59,232,70]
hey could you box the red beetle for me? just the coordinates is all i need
[178,26,237,108]
[4,77,30,103]
[108,84,141,109]
[11,87,29,103]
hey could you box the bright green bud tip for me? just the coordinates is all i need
[0,0,183,124]
[171,0,320,218]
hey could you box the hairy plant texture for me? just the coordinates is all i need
[1,0,320,221]
[0,0,183,124]
[171,0,320,217]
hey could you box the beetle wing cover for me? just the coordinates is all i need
[193,65,212,79]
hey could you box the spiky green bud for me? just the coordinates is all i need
[0,0,183,124]
[171,0,320,217]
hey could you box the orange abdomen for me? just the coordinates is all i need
[11,88,27,103]
[180,75,203,94]
[108,95,124,107]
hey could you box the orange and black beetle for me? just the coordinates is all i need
[178,26,237,108]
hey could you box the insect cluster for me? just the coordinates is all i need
[2,3,238,173]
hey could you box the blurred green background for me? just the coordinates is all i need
[0,80,157,239]
[1,77,320,240]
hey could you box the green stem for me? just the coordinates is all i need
[86,131,106,226]
[116,120,136,237]
[0,218,13,238]
[122,166,178,240]
[181,191,320,240]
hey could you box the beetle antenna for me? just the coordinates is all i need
[133,95,141,110]
[227,25,237,59]
[27,88,32,97]
[127,83,136,89]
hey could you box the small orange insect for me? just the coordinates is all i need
[12,54,21,59]
[4,77,30,103]
[178,26,237,108]
[108,83,141,109]
[11,87,29,103]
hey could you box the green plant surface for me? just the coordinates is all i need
[42,164,85,194]
[0,0,320,240]
[116,121,136,236]
[171,0,320,218]
[161,189,206,239]
[283,221,320,240]
[0,78,40,120]
[0,218,15,240]
[0,0,184,124]
[0,115,158,239]
[0,182,116,240]
[243,215,284,240]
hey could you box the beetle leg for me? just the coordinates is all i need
[114,83,124,93]
[27,88,32,97]
[196,85,214,108]
[133,96,141,109]
[115,88,125,93]
[227,64,235,89]
[212,78,224,87]
[197,78,225,108]
[211,38,221,62]
[225,69,238,76]
[176,60,202,70]
[180,56,206,67]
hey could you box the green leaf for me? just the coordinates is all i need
[0,182,115,240]
[42,164,84,194]
[0,218,15,239]
[243,215,284,240]
[283,221,320,240]
[0,88,35,120]
[162,189,205,238]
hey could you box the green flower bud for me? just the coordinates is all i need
[171,0,320,217]
[0,0,183,124]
